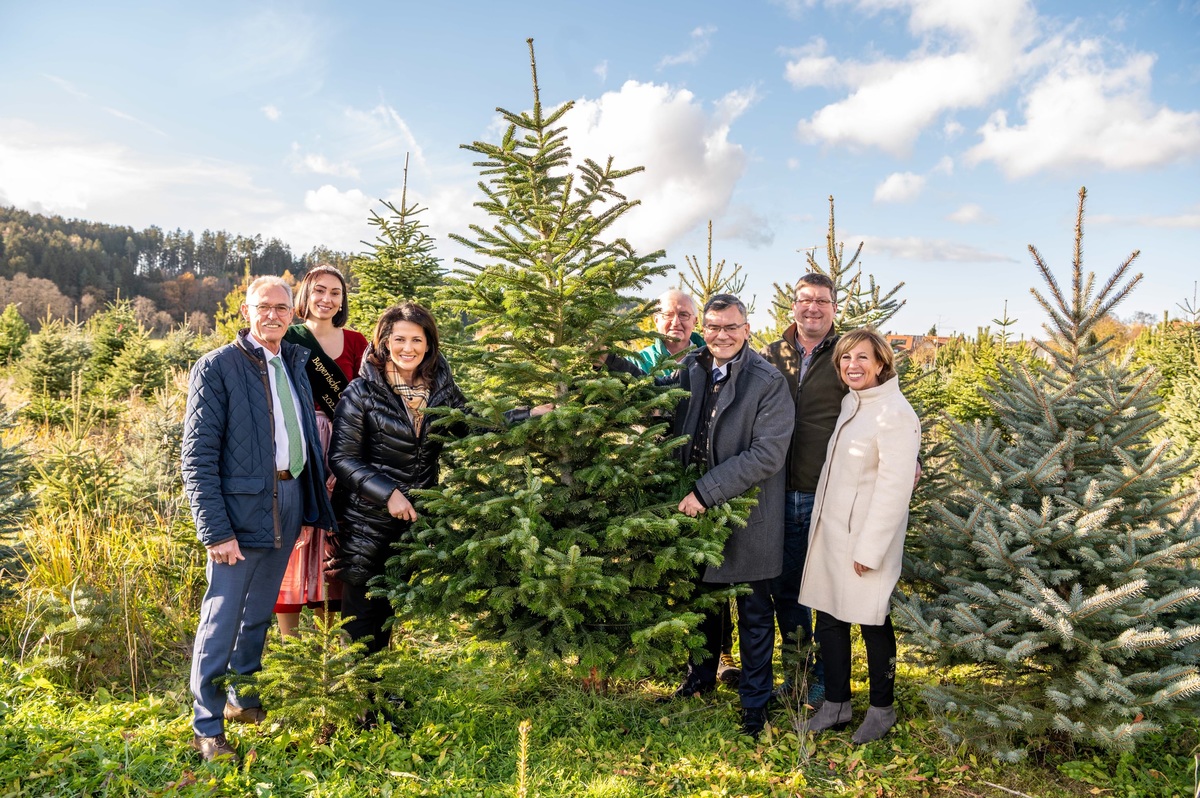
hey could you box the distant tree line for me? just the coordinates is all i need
[0,206,350,331]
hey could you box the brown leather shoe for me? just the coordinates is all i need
[223,703,267,725]
[191,733,238,762]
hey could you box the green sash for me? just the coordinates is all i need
[284,325,351,416]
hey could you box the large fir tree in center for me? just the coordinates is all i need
[387,41,751,677]
[896,189,1200,759]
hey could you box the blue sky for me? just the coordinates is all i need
[1,0,1198,337]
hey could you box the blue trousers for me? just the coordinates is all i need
[768,490,823,687]
[687,579,775,709]
[190,477,300,737]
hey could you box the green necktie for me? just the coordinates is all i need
[269,357,305,478]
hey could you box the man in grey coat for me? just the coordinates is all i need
[182,276,336,762]
[668,293,793,737]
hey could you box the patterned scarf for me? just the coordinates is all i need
[391,381,430,433]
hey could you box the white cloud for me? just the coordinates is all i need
[1091,210,1200,229]
[784,1,1200,175]
[203,9,322,86]
[965,41,1200,177]
[263,185,375,253]
[0,119,269,221]
[856,234,1014,262]
[658,25,717,68]
[947,203,985,223]
[562,80,753,251]
[262,105,281,121]
[342,103,424,167]
[43,73,88,99]
[716,205,775,249]
[873,171,926,203]
[932,155,954,175]
[787,1,1037,155]
[102,107,166,137]
[288,144,361,179]
[770,0,819,21]
[594,61,608,82]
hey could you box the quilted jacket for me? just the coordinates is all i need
[182,330,336,548]
[327,349,468,587]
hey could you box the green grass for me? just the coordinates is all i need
[2,618,1196,798]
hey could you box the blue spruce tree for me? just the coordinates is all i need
[896,188,1200,759]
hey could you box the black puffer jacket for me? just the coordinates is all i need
[328,348,467,587]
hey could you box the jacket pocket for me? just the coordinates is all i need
[222,476,266,495]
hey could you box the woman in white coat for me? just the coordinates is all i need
[797,328,920,744]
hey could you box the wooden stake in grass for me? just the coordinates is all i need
[516,718,532,798]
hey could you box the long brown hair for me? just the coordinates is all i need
[370,302,442,386]
[294,264,349,327]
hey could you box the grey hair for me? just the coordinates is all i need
[245,275,293,306]
[657,288,697,313]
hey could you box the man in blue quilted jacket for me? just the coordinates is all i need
[182,275,336,762]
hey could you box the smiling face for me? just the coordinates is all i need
[305,273,344,322]
[387,320,429,381]
[792,282,837,345]
[654,292,697,353]
[241,283,293,354]
[702,305,749,366]
[838,340,884,391]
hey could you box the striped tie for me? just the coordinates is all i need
[269,358,305,478]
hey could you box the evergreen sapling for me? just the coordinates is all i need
[896,188,1200,759]
[387,40,754,679]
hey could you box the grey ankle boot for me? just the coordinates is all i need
[795,699,852,733]
[851,704,896,744]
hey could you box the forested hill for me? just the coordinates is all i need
[0,206,349,330]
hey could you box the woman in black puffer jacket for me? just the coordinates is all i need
[327,302,469,653]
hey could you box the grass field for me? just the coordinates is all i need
[2,615,1196,797]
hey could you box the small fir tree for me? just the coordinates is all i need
[82,300,139,392]
[679,220,746,310]
[102,328,166,399]
[769,195,905,338]
[253,613,402,739]
[17,318,90,400]
[0,304,30,365]
[0,406,34,601]
[388,40,753,678]
[213,264,252,342]
[895,188,1200,759]
[347,157,443,333]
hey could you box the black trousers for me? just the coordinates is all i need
[341,580,394,655]
[814,610,896,707]
[687,580,774,708]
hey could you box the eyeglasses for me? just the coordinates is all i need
[704,323,747,335]
[252,304,293,317]
[794,298,833,307]
[656,311,694,322]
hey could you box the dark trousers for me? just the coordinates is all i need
[768,490,822,687]
[688,579,775,708]
[815,610,896,707]
[341,580,394,655]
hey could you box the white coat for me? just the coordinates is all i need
[798,376,920,626]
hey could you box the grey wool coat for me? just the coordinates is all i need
[674,344,794,583]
